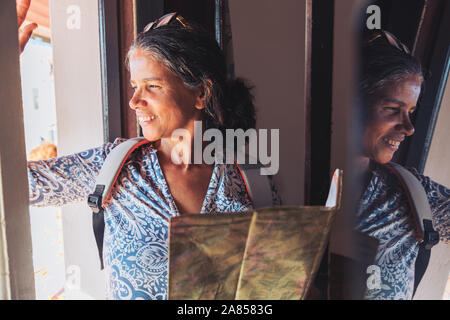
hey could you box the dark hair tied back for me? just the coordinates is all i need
[222,78,256,132]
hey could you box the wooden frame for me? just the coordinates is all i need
[308,0,334,206]
[99,0,123,142]
[0,0,36,300]
[404,1,450,172]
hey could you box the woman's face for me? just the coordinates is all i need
[363,74,422,164]
[129,48,204,142]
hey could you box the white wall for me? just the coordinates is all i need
[416,72,450,300]
[50,0,106,299]
[424,74,450,185]
[229,0,309,205]
[20,37,66,300]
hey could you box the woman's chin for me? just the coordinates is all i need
[141,131,161,142]
[373,153,394,164]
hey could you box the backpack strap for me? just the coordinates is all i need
[234,161,274,209]
[88,140,274,269]
[383,162,440,248]
[87,137,150,269]
[382,162,440,295]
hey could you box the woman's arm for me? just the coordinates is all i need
[409,168,450,244]
[28,138,125,207]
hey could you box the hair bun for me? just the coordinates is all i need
[223,78,256,131]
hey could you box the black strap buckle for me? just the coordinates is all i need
[422,219,440,250]
[87,185,105,214]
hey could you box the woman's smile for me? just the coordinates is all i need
[138,114,157,126]
[382,136,404,150]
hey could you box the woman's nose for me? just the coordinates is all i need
[398,112,415,136]
[129,89,147,110]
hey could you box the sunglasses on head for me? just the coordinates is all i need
[368,30,411,55]
[143,12,192,33]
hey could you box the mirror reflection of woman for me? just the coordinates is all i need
[356,30,449,300]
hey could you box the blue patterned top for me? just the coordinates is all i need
[28,138,280,300]
[356,162,450,300]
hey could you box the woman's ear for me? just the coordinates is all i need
[194,79,213,110]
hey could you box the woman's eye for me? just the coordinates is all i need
[384,106,399,113]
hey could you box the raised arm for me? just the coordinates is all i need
[28,139,124,207]
[16,2,128,208]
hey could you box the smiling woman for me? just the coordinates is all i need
[360,30,424,166]
[128,51,204,143]
[355,30,449,300]
[363,74,421,164]
[23,9,281,300]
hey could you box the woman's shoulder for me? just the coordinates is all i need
[222,163,282,207]
[100,137,156,158]
[403,166,450,198]
[388,163,450,243]
[370,162,449,193]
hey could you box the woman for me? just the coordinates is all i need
[356,30,449,300]
[23,10,280,299]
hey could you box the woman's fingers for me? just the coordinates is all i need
[19,22,37,54]
[16,0,31,28]
[17,0,35,54]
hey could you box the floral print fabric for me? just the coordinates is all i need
[356,162,449,300]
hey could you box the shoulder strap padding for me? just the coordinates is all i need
[383,162,440,297]
[237,162,274,209]
[384,162,436,244]
[96,137,150,206]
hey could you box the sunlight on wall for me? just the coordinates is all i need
[20,37,66,300]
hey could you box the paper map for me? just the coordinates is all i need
[168,170,342,300]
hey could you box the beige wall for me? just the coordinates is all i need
[417,72,450,300]
[229,0,308,205]
[424,72,450,185]
[50,0,106,299]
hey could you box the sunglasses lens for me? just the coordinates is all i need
[384,31,410,54]
[156,13,177,28]
[142,12,187,33]
[143,22,155,33]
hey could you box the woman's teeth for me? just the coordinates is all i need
[139,115,156,121]
[384,138,401,147]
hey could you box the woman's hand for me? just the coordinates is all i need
[17,0,37,54]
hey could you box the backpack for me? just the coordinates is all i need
[87,137,274,269]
